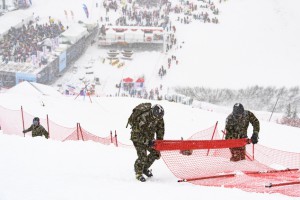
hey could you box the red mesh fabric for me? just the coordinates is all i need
[62,125,112,145]
[116,141,134,149]
[46,120,77,141]
[62,129,80,141]
[0,106,24,136]
[1,105,299,197]
[0,105,113,144]
[158,125,300,197]
[79,127,112,145]
[252,145,300,169]
[112,136,133,149]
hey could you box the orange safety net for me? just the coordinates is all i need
[0,105,299,197]
[0,105,115,145]
[63,124,113,145]
[158,124,300,197]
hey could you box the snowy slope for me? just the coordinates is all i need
[0,86,299,200]
[0,0,300,199]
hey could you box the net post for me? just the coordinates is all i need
[21,106,25,137]
[206,121,218,156]
[78,123,84,141]
[114,130,118,147]
[46,114,50,139]
[76,123,80,140]
[110,130,113,143]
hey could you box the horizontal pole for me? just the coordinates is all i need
[244,168,299,175]
[178,173,235,182]
[265,181,300,188]
[155,138,249,151]
[178,168,299,183]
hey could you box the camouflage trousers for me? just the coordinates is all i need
[229,146,246,162]
[133,142,161,175]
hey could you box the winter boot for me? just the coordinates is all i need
[230,147,246,162]
[240,148,246,160]
[230,149,240,162]
[136,174,146,182]
[230,156,240,162]
[143,169,153,177]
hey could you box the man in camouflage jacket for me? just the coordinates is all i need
[23,117,49,139]
[225,103,259,161]
[130,104,165,182]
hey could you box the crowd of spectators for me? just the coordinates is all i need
[0,17,65,64]
[101,0,170,28]
[99,0,222,99]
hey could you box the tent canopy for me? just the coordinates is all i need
[60,23,88,44]
[136,78,144,83]
[123,77,133,83]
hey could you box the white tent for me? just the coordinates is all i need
[60,23,88,44]
[124,29,144,43]
[105,28,116,41]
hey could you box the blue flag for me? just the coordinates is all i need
[82,4,89,18]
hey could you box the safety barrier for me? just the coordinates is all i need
[0,105,299,197]
[159,123,300,197]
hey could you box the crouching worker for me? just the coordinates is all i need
[225,103,259,161]
[23,117,49,139]
[127,103,165,182]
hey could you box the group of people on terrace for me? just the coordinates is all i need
[0,16,65,65]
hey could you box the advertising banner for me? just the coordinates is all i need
[59,51,67,72]
[15,72,36,84]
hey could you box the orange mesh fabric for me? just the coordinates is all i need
[158,125,300,197]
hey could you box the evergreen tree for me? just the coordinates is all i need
[284,103,292,118]
[292,106,299,119]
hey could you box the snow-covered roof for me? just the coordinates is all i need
[6,81,62,97]
[60,23,88,44]
[0,10,34,38]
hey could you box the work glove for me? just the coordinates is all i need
[251,133,259,144]
[22,130,26,133]
[148,140,156,148]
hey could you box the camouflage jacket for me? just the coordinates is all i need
[24,124,49,139]
[225,110,259,139]
[130,110,164,144]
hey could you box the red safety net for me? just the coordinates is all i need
[0,106,23,136]
[62,124,112,145]
[157,124,300,197]
[0,105,116,146]
[0,105,299,197]
[45,119,77,141]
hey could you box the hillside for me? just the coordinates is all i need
[0,0,300,199]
